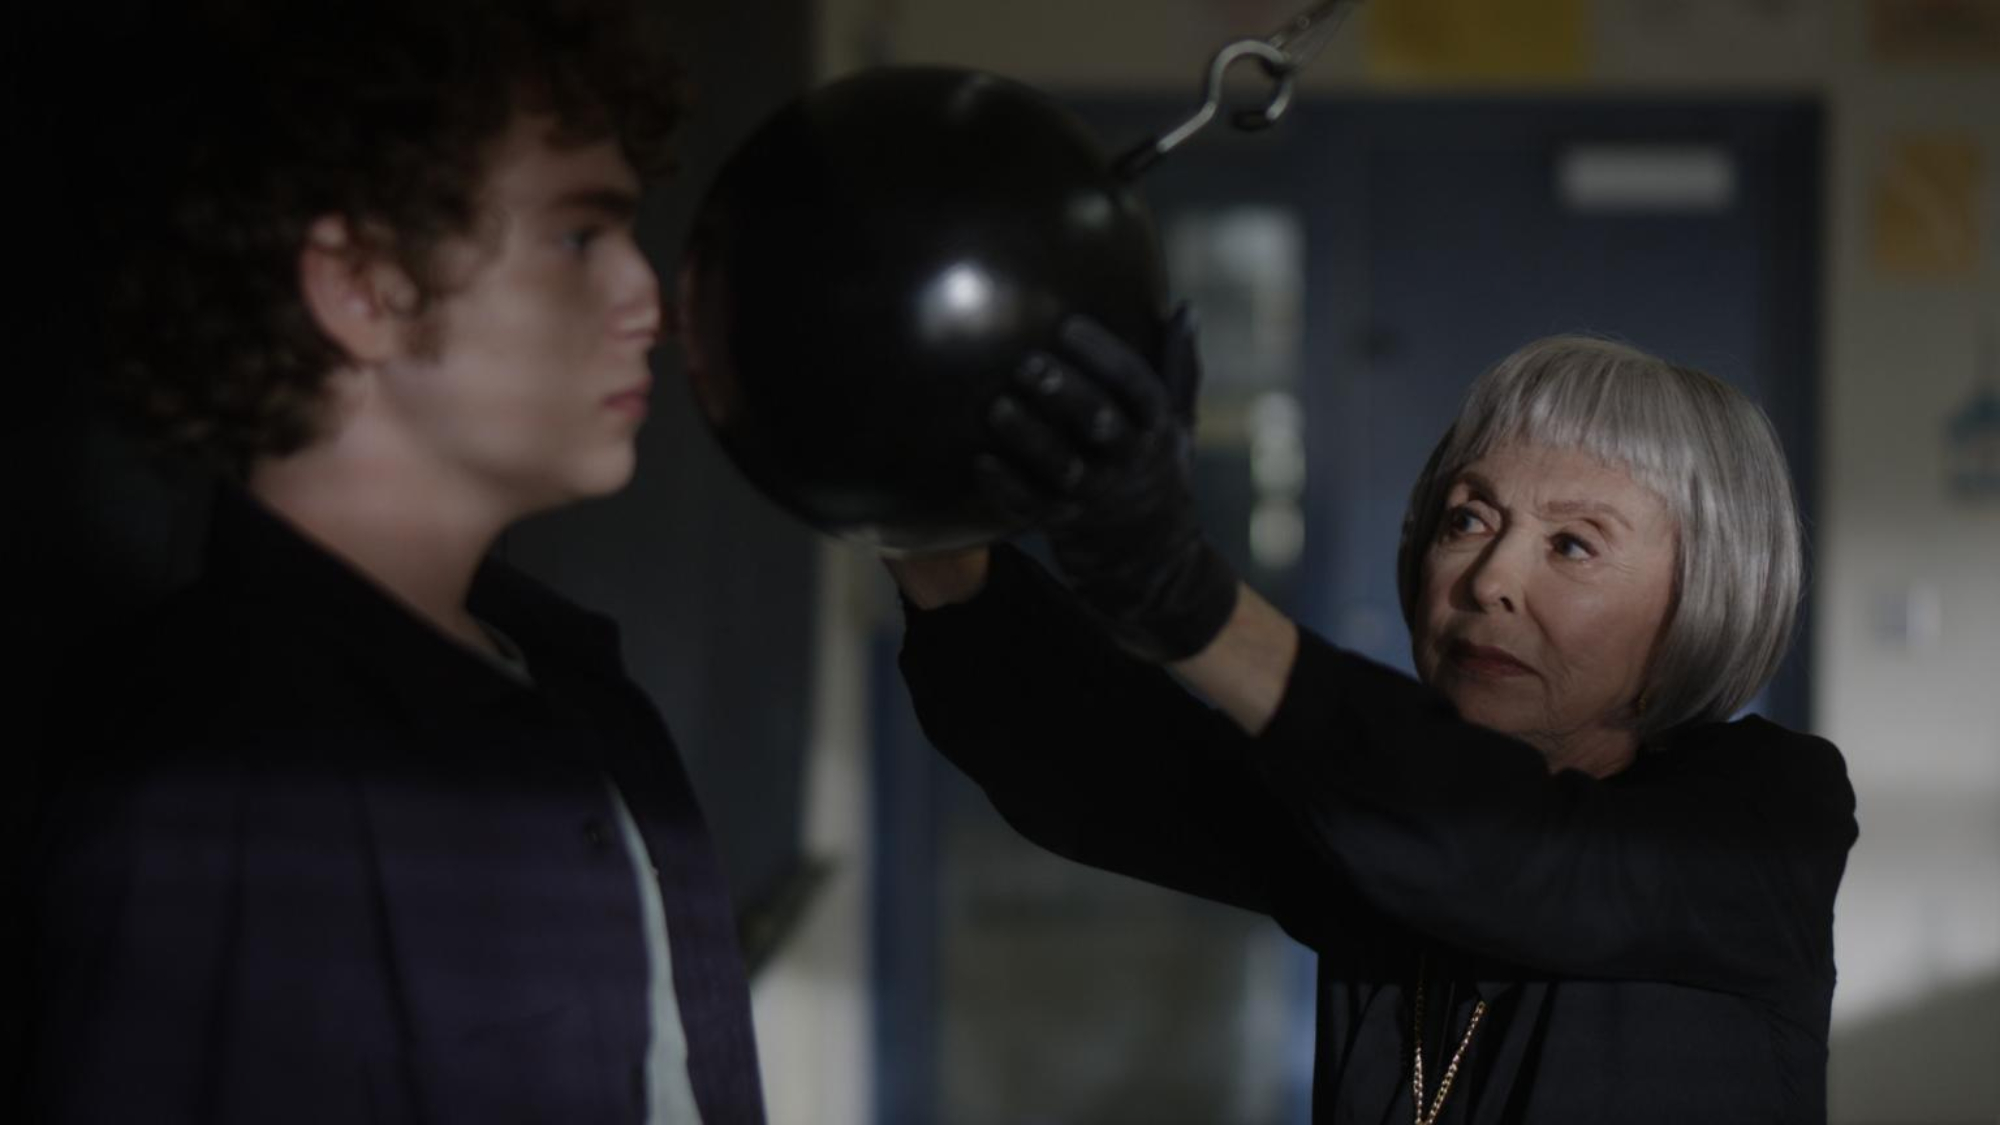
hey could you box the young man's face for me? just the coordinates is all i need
[375,111,661,515]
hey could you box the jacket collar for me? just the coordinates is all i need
[201,483,626,726]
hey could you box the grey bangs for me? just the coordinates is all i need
[1396,335,1805,742]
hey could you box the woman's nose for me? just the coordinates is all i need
[1466,537,1523,613]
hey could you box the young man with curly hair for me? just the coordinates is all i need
[22,2,767,1122]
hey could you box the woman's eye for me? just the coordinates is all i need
[1553,534,1594,561]
[562,227,601,253]
[1443,507,1486,537]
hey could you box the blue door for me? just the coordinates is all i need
[1297,99,1819,725]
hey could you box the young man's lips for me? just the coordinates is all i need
[605,379,652,413]
[614,325,660,354]
[1448,641,1536,677]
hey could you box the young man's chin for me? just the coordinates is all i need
[576,446,642,499]
[502,448,640,519]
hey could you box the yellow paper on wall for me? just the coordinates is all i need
[1367,0,1589,82]
[1872,136,1985,279]
[1868,0,2000,65]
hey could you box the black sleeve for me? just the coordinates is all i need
[1251,630,1858,995]
[898,545,1340,933]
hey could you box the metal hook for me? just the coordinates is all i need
[1114,39,1292,180]
[1113,0,1364,181]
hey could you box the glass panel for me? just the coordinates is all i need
[1169,206,1309,604]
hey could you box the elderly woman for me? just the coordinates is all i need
[887,321,1857,1124]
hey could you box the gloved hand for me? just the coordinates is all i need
[975,308,1239,662]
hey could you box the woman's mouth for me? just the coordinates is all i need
[1446,640,1536,678]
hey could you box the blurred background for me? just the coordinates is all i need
[20,0,1998,1123]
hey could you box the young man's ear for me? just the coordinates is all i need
[298,215,419,366]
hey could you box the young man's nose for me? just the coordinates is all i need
[611,250,663,336]
[629,254,662,314]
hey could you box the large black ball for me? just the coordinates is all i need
[678,67,1170,551]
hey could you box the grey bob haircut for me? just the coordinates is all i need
[1396,335,1805,742]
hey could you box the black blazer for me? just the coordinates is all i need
[899,545,1857,1125]
[22,489,765,1124]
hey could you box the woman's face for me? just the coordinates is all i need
[1412,442,1678,776]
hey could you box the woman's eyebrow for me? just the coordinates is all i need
[1542,498,1635,531]
[1454,471,1495,499]
[1455,472,1635,531]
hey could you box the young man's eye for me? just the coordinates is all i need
[562,227,602,253]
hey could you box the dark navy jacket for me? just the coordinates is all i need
[24,489,765,1124]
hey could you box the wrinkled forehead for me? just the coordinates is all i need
[1442,439,1680,535]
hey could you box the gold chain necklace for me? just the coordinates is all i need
[1411,954,1488,1125]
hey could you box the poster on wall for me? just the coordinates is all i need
[1868,0,2000,65]
[1598,0,1829,82]
[1871,135,1985,280]
[1367,0,1588,82]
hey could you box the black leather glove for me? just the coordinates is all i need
[975,308,1239,662]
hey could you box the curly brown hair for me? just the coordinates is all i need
[95,0,686,474]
